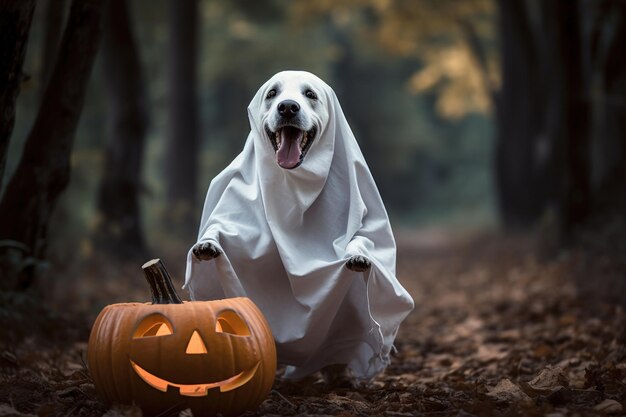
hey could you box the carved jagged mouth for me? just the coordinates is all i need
[264,124,317,169]
[130,360,260,396]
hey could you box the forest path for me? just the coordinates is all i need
[260,231,625,416]
[0,231,624,416]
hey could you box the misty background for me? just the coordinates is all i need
[1,0,624,309]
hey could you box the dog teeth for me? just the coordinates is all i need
[272,128,313,152]
[300,135,309,151]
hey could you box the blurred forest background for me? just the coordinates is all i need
[1,0,626,326]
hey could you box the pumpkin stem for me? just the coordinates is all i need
[141,259,183,304]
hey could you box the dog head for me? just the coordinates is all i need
[260,72,329,169]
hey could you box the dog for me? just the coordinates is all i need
[192,75,371,273]
[185,71,414,386]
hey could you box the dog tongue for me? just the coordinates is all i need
[277,127,303,169]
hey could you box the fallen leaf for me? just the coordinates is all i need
[532,344,553,358]
[475,344,508,362]
[0,404,36,417]
[497,328,521,341]
[56,386,82,398]
[593,399,623,414]
[0,351,19,367]
[558,314,577,325]
[487,379,532,404]
[528,366,568,392]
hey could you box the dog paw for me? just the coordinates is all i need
[346,255,371,272]
[192,242,222,261]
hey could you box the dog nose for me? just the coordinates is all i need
[277,100,300,118]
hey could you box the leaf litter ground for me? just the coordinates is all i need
[0,230,624,416]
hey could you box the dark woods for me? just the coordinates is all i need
[0,0,201,292]
[0,1,35,187]
[0,0,104,290]
[95,0,149,257]
[0,0,624,304]
[495,0,626,238]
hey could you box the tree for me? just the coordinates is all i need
[344,0,594,236]
[164,0,200,238]
[591,0,626,183]
[493,0,593,236]
[0,0,105,290]
[0,0,35,190]
[540,0,590,235]
[492,0,539,227]
[38,0,67,99]
[94,0,149,258]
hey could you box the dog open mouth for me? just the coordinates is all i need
[265,125,316,169]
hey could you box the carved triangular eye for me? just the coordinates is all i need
[215,310,250,336]
[134,314,174,338]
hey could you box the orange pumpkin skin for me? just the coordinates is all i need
[88,297,276,417]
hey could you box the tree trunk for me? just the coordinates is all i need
[600,1,626,180]
[0,0,35,192]
[164,0,199,238]
[495,0,591,238]
[494,0,547,228]
[560,1,591,234]
[0,0,105,290]
[95,0,148,258]
[542,0,590,237]
[38,0,67,99]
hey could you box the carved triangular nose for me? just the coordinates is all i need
[186,330,208,354]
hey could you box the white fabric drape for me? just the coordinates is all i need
[184,71,414,379]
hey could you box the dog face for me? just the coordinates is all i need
[260,72,329,169]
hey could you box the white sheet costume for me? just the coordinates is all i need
[184,71,414,379]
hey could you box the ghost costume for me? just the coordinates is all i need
[184,71,414,379]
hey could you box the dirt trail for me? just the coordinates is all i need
[0,231,624,416]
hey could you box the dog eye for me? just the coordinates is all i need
[304,90,317,100]
[266,89,276,99]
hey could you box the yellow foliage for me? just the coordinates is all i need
[229,18,257,40]
[409,43,493,118]
[290,0,498,119]
[409,66,439,92]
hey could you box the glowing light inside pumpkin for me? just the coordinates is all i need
[129,309,261,397]
[130,360,261,396]
[152,322,172,336]
[215,310,251,336]
[134,314,173,338]
[185,330,208,354]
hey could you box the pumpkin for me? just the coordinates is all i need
[88,259,276,417]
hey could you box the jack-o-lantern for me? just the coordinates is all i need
[88,259,276,417]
